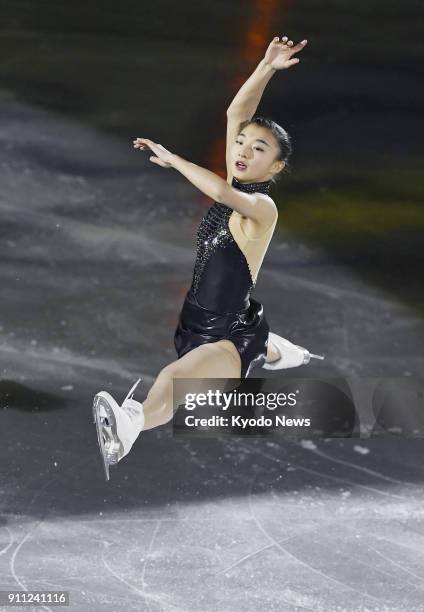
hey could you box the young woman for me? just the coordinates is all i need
[93,35,324,480]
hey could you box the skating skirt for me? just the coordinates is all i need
[174,288,269,378]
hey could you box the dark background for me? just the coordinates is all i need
[1,0,423,313]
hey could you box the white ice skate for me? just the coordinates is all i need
[92,377,144,481]
[263,332,325,370]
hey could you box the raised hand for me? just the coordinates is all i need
[133,137,174,168]
[263,35,308,70]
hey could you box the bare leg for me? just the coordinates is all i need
[265,335,281,363]
[141,339,242,431]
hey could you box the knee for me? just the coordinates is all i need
[160,362,185,381]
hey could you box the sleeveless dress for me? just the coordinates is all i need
[174,176,277,378]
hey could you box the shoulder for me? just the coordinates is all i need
[255,193,278,223]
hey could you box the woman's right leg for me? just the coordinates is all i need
[141,339,242,431]
[265,336,281,363]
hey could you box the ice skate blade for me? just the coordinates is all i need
[295,346,325,365]
[263,347,325,370]
[92,394,122,482]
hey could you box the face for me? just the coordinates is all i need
[231,123,285,183]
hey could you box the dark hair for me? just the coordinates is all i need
[239,115,293,184]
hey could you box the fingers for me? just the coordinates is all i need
[133,138,146,149]
[287,58,300,67]
[132,138,170,164]
[133,137,148,147]
[133,137,153,150]
[149,156,169,168]
[290,40,308,53]
[273,35,294,46]
[272,35,308,52]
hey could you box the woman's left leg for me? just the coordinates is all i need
[141,339,242,431]
[93,340,243,479]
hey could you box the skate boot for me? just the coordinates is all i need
[263,332,325,370]
[92,377,144,481]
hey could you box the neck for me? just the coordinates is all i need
[232,175,271,195]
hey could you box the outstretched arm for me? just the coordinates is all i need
[133,138,258,215]
[225,35,308,183]
[133,138,271,221]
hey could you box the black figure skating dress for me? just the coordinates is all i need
[174,176,277,378]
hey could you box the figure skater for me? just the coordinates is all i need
[93,34,324,480]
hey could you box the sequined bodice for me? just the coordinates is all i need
[188,177,272,314]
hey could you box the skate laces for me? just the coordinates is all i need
[121,378,143,420]
[123,377,142,404]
